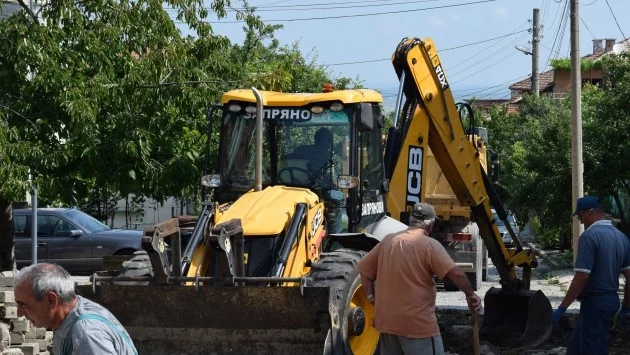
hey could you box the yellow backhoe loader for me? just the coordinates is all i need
[76,36,552,354]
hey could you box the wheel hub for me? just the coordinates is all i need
[348,306,366,336]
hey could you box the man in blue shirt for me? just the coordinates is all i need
[552,196,630,355]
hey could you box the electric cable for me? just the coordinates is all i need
[207,0,496,23]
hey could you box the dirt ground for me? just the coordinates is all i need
[437,309,630,355]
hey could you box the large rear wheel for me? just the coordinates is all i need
[310,249,379,355]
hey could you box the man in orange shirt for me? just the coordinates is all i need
[358,202,482,355]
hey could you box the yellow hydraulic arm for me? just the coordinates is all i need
[385,37,537,291]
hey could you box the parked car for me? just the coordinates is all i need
[13,208,143,274]
[492,209,519,248]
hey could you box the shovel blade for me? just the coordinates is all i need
[482,286,552,347]
[76,284,331,355]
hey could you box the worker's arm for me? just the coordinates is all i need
[444,266,482,312]
[360,274,376,304]
[357,242,382,304]
[559,271,590,308]
[559,231,595,309]
[444,266,474,296]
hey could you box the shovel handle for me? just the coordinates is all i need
[472,311,480,355]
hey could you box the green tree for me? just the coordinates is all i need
[480,53,630,248]
[482,95,573,249]
[582,53,630,231]
[0,0,363,270]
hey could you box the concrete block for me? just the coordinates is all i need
[1,348,23,355]
[10,332,24,345]
[0,306,17,319]
[0,292,14,304]
[16,343,38,355]
[0,279,15,288]
[32,339,48,352]
[35,328,45,339]
[11,320,29,333]
[38,351,49,355]
[22,330,35,340]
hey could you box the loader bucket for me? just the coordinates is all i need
[76,284,331,355]
[481,287,552,347]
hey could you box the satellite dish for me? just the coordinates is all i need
[612,43,628,54]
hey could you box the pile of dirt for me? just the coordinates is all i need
[437,309,630,355]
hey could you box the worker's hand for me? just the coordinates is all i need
[552,306,567,324]
[366,293,375,305]
[616,307,630,333]
[466,293,482,313]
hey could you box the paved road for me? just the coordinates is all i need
[435,259,580,313]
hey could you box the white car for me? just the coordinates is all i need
[492,209,519,248]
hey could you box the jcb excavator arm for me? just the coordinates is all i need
[388,37,534,289]
[386,37,551,346]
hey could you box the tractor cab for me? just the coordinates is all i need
[211,89,387,234]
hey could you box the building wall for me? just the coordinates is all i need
[553,69,605,95]
[107,197,195,230]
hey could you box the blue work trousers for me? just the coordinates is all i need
[567,293,619,355]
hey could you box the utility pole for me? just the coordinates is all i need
[532,8,540,96]
[570,0,583,258]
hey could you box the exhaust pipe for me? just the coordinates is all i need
[252,87,264,192]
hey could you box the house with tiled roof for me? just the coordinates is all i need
[473,38,629,114]
[515,38,629,100]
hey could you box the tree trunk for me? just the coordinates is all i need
[612,191,625,222]
[0,199,15,272]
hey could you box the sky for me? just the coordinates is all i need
[181,0,630,102]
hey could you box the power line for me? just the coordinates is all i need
[464,74,531,99]
[580,16,596,39]
[322,30,528,66]
[451,44,522,81]
[230,0,443,11]
[605,0,627,41]
[542,0,569,72]
[165,0,443,12]
[449,32,528,78]
[208,0,496,23]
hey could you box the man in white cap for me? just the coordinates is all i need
[358,202,482,355]
[553,195,630,355]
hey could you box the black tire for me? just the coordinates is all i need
[310,249,379,355]
[116,250,153,285]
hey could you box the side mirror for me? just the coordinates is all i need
[356,103,374,131]
[69,230,83,238]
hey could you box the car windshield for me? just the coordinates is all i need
[65,210,111,233]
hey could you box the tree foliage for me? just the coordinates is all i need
[481,52,630,248]
[0,0,361,270]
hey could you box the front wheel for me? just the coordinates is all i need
[310,249,380,355]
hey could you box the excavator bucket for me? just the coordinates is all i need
[482,287,553,347]
[76,284,332,355]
